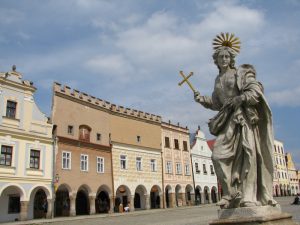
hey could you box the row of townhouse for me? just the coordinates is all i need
[273,140,300,196]
[0,67,218,222]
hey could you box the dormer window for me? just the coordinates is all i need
[6,100,17,118]
[79,125,91,142]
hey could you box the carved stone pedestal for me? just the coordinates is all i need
[209,206,298,225]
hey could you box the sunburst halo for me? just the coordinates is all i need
[213,32,241,54]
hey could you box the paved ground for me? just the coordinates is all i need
[3,197,300,225]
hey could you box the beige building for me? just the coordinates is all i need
[52,83,163,214]
[286,153,299,195]
[273,139,289,196]
[0,66,53,222]
[110,105,163,212]
[162,121,194,208]
[51,83,113,216]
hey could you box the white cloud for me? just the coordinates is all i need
[85,54,134,80]
[0,8,24,25]
[268,86,300,107]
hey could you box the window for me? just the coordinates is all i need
[79,125,91,142]
[185,164,190,175]
[174,139,179,149]
[195,162,200,173]
[278,172,280,178]
[30,150,40,169]
[166,161,172,174]
[0,145,12,166]
[210,165,215,175]
[165,137,170,148]
[62,151,71,169]
[176,163,182,174]
[150,159,156,172]
[183,141,188,151]
[80,154,88,171]
[120,155,127,169]
[137,136,141,143]
[67,125,73,135]
[274,145,276,152]
[136,157,142,171]
[203,164,207,174]
[97,157,104,173]
[6,100,17,118]
[96,133,101,141]
[8,196,20,213]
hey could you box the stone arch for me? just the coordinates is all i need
[76,185,91,215]
[195,185,202,205]
[115,185,131,213]
[165,185,172,208]
[55,184,71,217]
[95,185,111,214]
[28,184,51,199]
[0,184,26,222]
[211,186,218,203]
[175,184,182,207]
[280,184,283,196]
[283,184,287,196]
[28,186,50,219]
[185,184,194,206]
[134,185,147,210]
[150,185,161,209]
[204,186,210,204]
[0,184,26,201]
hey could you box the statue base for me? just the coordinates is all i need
[209,205,298,225]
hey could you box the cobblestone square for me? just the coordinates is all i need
[3,197,299,225]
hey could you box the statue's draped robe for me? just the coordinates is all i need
[204,64,274,206]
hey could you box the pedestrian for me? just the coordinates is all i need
[292,194,299,205]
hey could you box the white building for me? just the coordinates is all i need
[190,128,218,204]
[0,66,53,222]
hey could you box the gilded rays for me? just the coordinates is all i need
[213,32,241,54]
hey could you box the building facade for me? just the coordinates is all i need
[273,139,290,196]
[110,105,163,212]
[51,83,113,216]
[190,128,219,205]
[285,153,299,195]
[162,121,194,208]
[0,67,53,222]
[52,83,163,215]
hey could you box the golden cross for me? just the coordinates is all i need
[178,71,196,93]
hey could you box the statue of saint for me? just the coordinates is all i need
[194,33,277,209]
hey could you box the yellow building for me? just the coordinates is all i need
[0,66,53,222]
[273,139,289,196]
[286,153,299,195]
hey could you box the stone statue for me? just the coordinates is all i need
[194,33,277,209]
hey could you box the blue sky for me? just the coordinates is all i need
[0,0,300,167]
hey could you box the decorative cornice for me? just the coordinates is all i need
[57,136,111,152]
